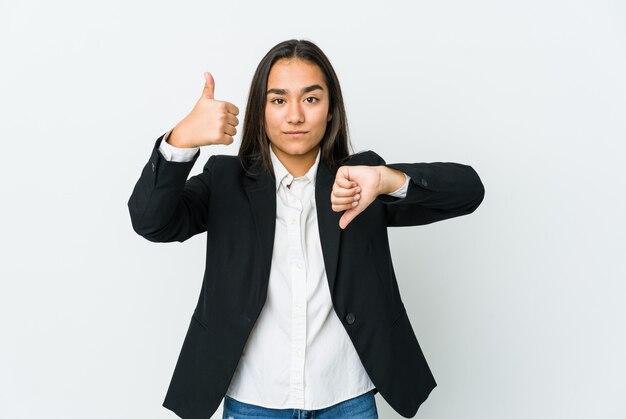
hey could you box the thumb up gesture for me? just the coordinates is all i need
[168,72,240,148]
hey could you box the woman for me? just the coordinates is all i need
[128,39,484,419]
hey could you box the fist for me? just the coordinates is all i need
[168,72,240,148]
[332,165,407,229]
[331,165,382,229]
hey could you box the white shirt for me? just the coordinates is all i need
[158,132,410,410]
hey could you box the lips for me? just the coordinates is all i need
[284,131,308,138]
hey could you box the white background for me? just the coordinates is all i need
[1,1,625,418]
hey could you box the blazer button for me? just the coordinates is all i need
[420,179,428,187]
[345,313,355,325]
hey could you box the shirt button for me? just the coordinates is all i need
[295,304,302,311]
[289,218,296,225]
[345,313,356,325]
[296,349,303,357]
[297,262,303,270]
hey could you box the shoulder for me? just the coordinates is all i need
[203,154,244,173]
[211,154,240,164]
[340,150,386,167]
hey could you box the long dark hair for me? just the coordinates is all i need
[238,39,352,175]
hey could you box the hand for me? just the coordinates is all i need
[331,165,406,229]
[168,72,240,148]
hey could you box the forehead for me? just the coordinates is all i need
[267,58,326,88]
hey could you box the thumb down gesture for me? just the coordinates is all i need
[332,165,407,229]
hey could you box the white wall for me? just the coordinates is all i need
[1,1,624,418]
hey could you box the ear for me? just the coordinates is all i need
[327,112,333,122]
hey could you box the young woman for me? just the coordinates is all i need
[128,39,484,419]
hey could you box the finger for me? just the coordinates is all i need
[332,185,360,198]
[217,134,234,145]
[224,125,237,136]
[225,113,239,127]
[332,201,358,212]
[339,208,360,229]
[202,72,215,100]
[225,102,240,116]
[331,194,360,205]
[336,175,358,189]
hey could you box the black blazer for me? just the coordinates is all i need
[128,134,484,419]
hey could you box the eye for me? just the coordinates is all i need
[270,98,285,105]
[305,97,319,103]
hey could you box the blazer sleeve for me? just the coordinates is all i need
[127,134,215,243]
[368,151,485,227]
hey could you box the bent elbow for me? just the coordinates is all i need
[465,169,485,214]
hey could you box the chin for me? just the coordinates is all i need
[281,143,318,156]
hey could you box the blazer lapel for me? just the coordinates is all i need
[243,160,276,294]
[243,155,342,298]
[315,158,342,296]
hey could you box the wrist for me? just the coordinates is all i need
[377,166,406,195]
[168,126,195,148]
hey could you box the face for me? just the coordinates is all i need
[264,58,332,164]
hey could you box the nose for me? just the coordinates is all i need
[287,101,304,124]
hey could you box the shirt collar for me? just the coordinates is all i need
[269,145,320,192]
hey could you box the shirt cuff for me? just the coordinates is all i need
[387,173,410,198]
[158,130,200,162]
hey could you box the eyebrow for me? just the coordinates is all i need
[266,84,324,95]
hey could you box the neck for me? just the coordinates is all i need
[272,145,320,177]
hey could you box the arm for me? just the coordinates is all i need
[128,72,240,242]
[127,133,214,243]
[332,151,484,228]
[377,158,485,227]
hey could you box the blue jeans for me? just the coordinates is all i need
[222,390,378,418]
